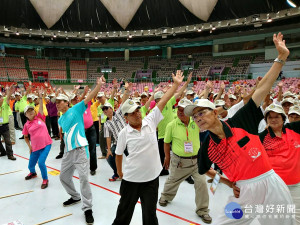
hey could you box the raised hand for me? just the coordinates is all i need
[187,72,193,83]
[172,70,184,85]
[220,82,225,90]
[112,78,118,88]
[38,88,44,98]
[273,32,290,60]
[278,81,283,88]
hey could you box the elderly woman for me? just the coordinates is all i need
[184,33,295,225]
[258,104,300,225]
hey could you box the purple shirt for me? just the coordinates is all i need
[46,101,58,117]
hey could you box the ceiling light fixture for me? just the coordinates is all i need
[287,0,297,8]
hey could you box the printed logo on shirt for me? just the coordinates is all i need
[294,141,300,149]
[248,148,261,161]
[225,202,243,219]
[192,124,195,129]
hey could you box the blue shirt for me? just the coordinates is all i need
[58,101,89,156]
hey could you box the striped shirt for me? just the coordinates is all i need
[104,106,127,145]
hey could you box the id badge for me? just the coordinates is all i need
[210,171,220,195]
[0,117,3,123]
[184,141,193,153]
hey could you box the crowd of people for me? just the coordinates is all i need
[0,33,299,225]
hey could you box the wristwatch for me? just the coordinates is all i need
[222,105,228,110]
[274,58,285,65]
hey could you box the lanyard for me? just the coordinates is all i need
[186,126,189,141]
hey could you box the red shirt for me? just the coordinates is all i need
[260,123,300,185]
[198,99,272,182]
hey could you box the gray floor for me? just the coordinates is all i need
[0,130,260,225]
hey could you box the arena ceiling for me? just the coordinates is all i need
[0,0,300,43]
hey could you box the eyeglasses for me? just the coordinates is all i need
[192,109,211,120]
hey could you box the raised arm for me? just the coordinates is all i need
[38,88,44,116]
[252,33,290,107]
[214,82,225,102]
[157,70,184,112]
[84,76,105,105]
[121,82,132,103]
[110,78,118,101]
[174,72,192,99]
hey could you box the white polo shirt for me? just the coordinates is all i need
[115,106,164,182]
[221,100,244,121]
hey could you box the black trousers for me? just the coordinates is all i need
[59,133,65,156]
[158,138,169,175]
[99,123,107,156]
[93,121,100,144]
[0,124,13,156]
[13,112,20,129]
[112,177,159,225]
[85,125,97,171]
[20,112,27,127]
[45,116,51,136]
[50,116,59,137]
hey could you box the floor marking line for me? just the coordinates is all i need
[14,153,201,225]
[0,190,34,199]
[34,213,73,225]
[0,169,22,176]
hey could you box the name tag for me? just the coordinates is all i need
[0,117,3,123]
[184,141,193,153]
[210,171,220,195]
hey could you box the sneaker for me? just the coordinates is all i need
[25,172,37,180]
[109,175,120,182]
[84,210,94,225]
[56,154,63,159]
[63,197,81,207]
[198,214,212,224]
[8,155,16,160]
[19,136,24,139]
[159,198,168,207]
[41,180,48,189]
[185,176,194,184]
[90,170,96,176]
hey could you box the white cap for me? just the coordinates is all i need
[288,105,300,116]
[15,92,21,96]
[24,105,35,114]
[100,102,113,109]
[97,92,105,98]
[0,92,2,97]
[184,99,216,117]
[45,96,50,99]
[281,98,294,105]
[215,100,225,107]
[154,91,164,100]
[283,91,294,98]
[121,99,141,115]
[141,92,148,97]
[264,104,285,116]
[132,97,141,103]
[186,90,195,95]
[177,98,193,108]
[220,94,225,99]
[69,93,77,101]
[229,94,237,100]
[49,93,55,97]
[32,95,38,100]
[56,94,69,101]
[27,94,33,99]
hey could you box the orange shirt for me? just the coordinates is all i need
[9,100,15,111]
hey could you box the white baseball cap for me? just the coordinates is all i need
[27,94,33,99]
[215,100,225,107]
[24,105,35,114]
[100,102,113,109]
[229,94,237,100]
[56,94,69,101]
[184,99,216,117]
[264,104,285,116]
[0,92,3,97]
[32,95,38,100]
[177,98,193,108]
[15,92,21,96]
[97,92,105,98]
[45,96,50,100]
[69,93,77,101]
[281,98,294,105]
[283,91,294,98]
[132,97,141,103]
[141,92,148,97]
[288,105,300,116]
[186,90,195,95]
[49,93,55,97]
[121,99,141,115]
[154,91,164,100]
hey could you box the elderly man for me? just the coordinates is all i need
[184,33,294,225]
[112,71,184,225]
[159,98,211,224]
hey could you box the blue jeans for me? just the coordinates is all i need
[28,144,51,180]
[106,145,118,177]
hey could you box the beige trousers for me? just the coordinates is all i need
[9,115,15,143]
[160,153,209,216]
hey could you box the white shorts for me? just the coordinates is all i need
[288,183,300,225]
[213,170,295,225]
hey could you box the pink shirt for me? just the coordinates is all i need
[22,113,53,152]
[83,102,93,129]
